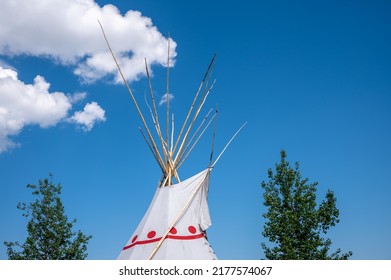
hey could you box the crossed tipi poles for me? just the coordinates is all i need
[98,20,245,188]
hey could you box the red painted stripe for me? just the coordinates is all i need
[122,233,205,251]
[166,233,204,240]
[123,237,162,250]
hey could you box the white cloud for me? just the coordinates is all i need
[159,93,174,106]
[0,66,71,152]
[70,102,106,131]
[0,66,105,153]
[67,92,87,104]
[0,0,177,83]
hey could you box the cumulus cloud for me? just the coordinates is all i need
[159,93,174,106]
[0,0,177,83]
[0,66,105,153]
[70,102,106,131]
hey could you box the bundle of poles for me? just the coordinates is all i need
[98,20,222,187]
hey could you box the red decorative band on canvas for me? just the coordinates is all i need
[122,233,205,251]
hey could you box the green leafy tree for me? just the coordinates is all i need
[4,175,92,259]
[261,150,352,260]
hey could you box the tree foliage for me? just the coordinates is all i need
[4,175,92,260]
[261,150,352,260]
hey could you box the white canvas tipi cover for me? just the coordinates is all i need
[117,169,217,260]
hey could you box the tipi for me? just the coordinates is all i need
[118,169,216,260]
[99,22,243,260]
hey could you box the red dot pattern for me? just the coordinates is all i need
[147,231,156,239]
[188,226,197,234]
[135,226,201,242]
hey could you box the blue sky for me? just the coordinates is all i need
[0,0,390,260]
